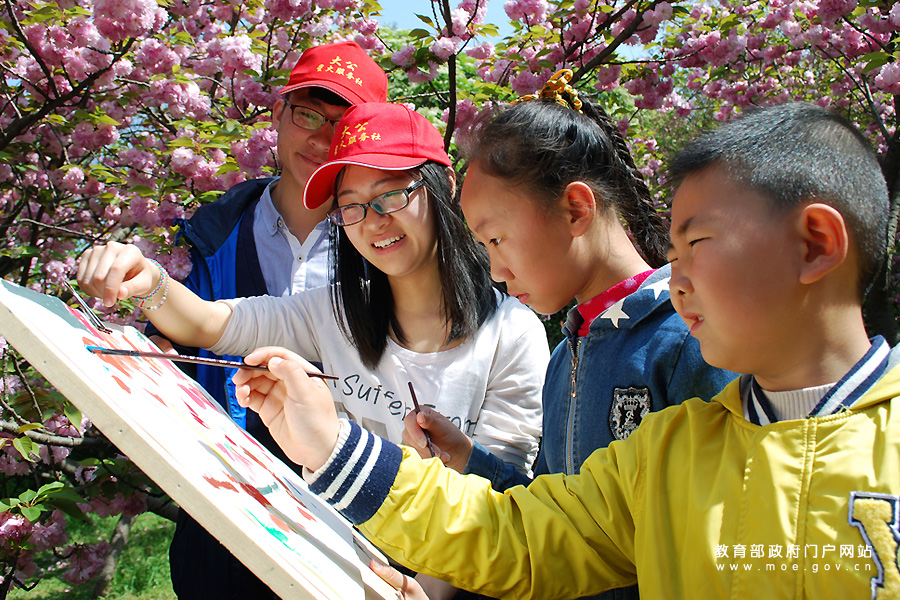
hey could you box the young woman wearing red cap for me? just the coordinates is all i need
[150,40,390,599]
[76,103,549,494]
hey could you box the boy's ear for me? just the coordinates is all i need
[272,98,286,125]
[561,181,596,236]
[797,202,849,284]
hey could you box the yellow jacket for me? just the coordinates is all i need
[312,367,900,599]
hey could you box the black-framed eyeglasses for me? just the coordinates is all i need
[284,100,340,131]
[327,179,426,227]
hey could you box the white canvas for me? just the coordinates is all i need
[0,279,398,600]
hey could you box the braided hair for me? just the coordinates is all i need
[464,99,669,268]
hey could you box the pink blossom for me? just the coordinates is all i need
[465,41,494,60]
[62,542,109,584]
[135,38,182,75]
[392,45,416,68]
[353,35,383,52]
[93,0,165,43]
[146,79,210,119]
[431,36,463,61]
[41,258,75,288]
[30,510,68,550]
[406,62,439,84]
[504,0,549,24]
[891,3,900,27]
[510,69,549,96]
[594,64,621,91]
[875,62,900,95]
[450,8,473,37]
[161,247,193,281]
[61,167,85,193]
[352,17,378,36]
[0,445,30,476]
[263,0,312,21]
[0,513,30,540]
[209,35,263,74]
[441,98,485,147]
[303,15,333,37]
[817,0,858,24]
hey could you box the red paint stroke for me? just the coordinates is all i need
[238,482,271,507]
[144,390,168,408]
[110,375,131,393]
[270,513,291,533]
[202,475,239,493]
[177,383,219,413]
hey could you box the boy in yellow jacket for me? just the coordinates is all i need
[87,101,900,599]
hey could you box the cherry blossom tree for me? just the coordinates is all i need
[2,0,898,594]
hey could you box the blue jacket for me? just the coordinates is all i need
[466,264,736,487]
[159,178,275,429]
[462,265,736,600]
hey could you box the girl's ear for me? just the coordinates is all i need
[797,202,849,284]
[445,166,457,197]
[562,181,597,237]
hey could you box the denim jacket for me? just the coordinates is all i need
[466,264,736,485]
[463,265,736,600]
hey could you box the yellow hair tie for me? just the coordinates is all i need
[513,68,583,114]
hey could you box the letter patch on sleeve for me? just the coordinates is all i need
[849,492,900,600]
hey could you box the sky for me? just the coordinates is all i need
[374,0,514,38]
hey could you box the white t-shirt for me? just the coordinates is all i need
[210,287,549,474]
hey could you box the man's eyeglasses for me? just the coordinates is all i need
[327,179,426,227]
[284,101,340,131]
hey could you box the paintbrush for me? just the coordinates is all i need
[407,381,436,458]
[85,346,339,380]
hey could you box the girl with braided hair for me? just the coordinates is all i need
[400,72,735,600]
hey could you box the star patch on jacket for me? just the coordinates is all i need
[609,386,651,440]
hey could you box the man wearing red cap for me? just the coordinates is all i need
[162,41,388,599]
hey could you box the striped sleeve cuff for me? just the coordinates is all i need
[304,419,403,524]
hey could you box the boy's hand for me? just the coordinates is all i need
[370,560,430,600]
[76,241,157,308]
[402,406,473,473]
[233,346,340,471]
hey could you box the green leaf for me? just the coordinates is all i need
[0,499,10,512]
[95,114,121,126]
[215,162,241,175]
[36,482,65,498]
[64,403,83,434]
[130,185,157,196]
[12,437,37,462]
[863,55,891,73]
[17,423,43,434]
[408,28,432,39]
[45,497,90,522]
[415,13,434,27]
[477,24,500,37]
[19,489,37,504]
[20,505,43,522]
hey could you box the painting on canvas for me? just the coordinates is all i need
[0,279,397,600]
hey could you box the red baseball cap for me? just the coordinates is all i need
[280,41,388,105]
[304,103,452,209]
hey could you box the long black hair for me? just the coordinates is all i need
[464,99,669,268]
[329,161,500,368]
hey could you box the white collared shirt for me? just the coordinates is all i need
[252,179,331,296]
